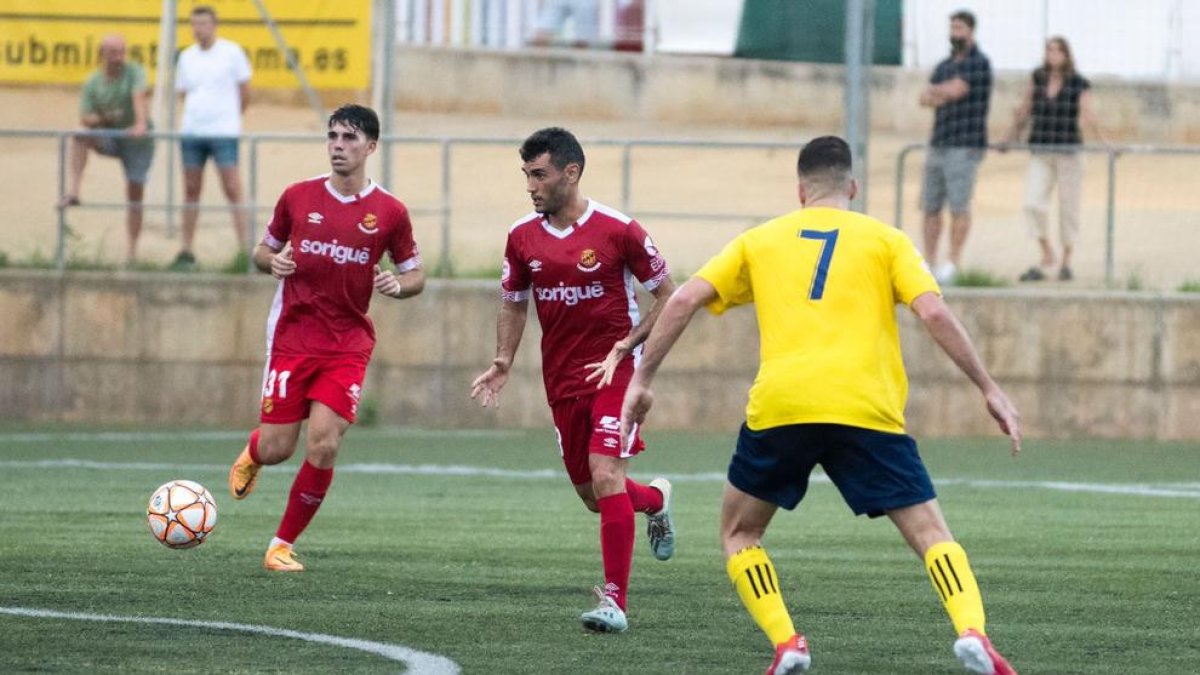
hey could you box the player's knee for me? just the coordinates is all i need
[588,466,623,495]
[258,433,298,464]
[720,519,765,554]
[579,494,600,513]
[305,434,340,468]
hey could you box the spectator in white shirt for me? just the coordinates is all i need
[174,5,252,269]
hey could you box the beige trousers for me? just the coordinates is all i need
[1024,151,1083,247]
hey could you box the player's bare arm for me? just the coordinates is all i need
[471,299,529,408]
[373,264,425,299]
[253,241,294,279]
[585,276,678,388]
[619,277,717,447]
[910,292,1022,456]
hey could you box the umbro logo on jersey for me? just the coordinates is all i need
[307,212,324,224]
[529,259,543,272]
[577,248,601,273]
[348,383,362,401]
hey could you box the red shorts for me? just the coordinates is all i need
[550,384,646,486]
[259,353,368,425]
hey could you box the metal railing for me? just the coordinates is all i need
[894,142,1200,286]
[2,128,796,274]
[11,128,1198,285]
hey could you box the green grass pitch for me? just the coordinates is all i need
[1,427,1197,673]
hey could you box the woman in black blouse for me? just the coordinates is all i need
[1003,36,1106,282]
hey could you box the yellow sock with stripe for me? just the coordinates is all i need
[925,541,986,635]
[726,545,796,646]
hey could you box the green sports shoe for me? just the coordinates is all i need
[646,477,675,561]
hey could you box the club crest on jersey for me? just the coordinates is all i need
[307,212,323,224]
[643,236,659,257]
[357,213,378,234]
[577,248,601,272]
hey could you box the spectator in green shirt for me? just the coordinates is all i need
[62,34,155,263]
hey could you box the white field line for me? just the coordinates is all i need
[0,429,521,443]
[1,458,1198,499]
[0,606,460,675]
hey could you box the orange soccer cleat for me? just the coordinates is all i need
[228,445,262,500]
[263,543,304,572]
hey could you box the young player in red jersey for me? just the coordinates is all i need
[227,104,425,572]
[471,127,677,632]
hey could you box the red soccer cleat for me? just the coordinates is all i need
[766,633,811,675]
[953,629,1017,675]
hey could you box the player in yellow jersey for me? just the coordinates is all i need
[620,137,1021,675]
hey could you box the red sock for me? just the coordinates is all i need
[275,460,334,544]
[625,478,664,514]
[247,429,262,464]
[597,493,635,611]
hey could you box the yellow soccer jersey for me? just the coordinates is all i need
[695,207,940,433]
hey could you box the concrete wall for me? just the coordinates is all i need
[2,270,1199,439]
[391,47,1200,143]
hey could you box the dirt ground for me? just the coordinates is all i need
[1,86,1196,289]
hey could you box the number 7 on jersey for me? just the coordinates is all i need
[799,229,839,300]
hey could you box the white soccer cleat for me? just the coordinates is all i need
[580,586,628,633]
[953,629,1017,675]
[766,634,811,675]
[646,477,675,561]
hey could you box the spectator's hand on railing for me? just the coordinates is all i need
[270,242,295,280]
[128,122,147,138]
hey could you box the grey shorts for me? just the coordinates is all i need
[921,147,984,215]
[95,135,155,185]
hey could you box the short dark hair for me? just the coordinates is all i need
[191,5,217,21]
[328,104,380,141]
[797,136,853,180]
[950,10,976,30]
[519,127,586,176]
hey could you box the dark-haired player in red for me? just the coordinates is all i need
[471,127,677,632]
[227,104,425,572]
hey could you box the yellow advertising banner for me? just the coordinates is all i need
[0,0,371,89]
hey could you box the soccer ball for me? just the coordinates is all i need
[146,480,217,549]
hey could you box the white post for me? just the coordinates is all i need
[641,0,657,55]
[156,0,178,238]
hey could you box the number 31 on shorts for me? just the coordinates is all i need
[263,369,292,399]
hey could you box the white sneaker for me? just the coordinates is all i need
[935,262,958,285]
[646,477,675,561]
[580,586,628,633]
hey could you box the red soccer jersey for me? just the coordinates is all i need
[261,176,421,359]
[501,200,669,403]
